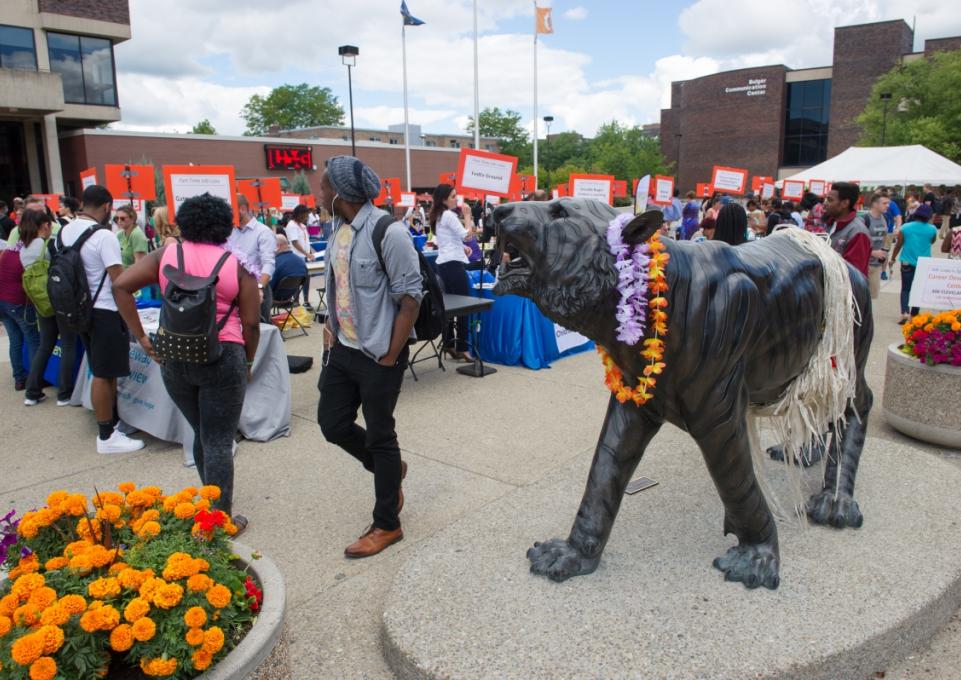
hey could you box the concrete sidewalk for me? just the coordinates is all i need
[1,272,959,678]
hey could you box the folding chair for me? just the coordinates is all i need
[271,275,309,339]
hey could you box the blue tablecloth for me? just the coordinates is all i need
[466,271,593,369]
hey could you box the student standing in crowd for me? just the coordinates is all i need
[0,201,15,241]
[690,216,716,243]
[746,199,766,238]
[57,196,80,227]
[823,182,871,282]
[680,191,700,240]
[59,185,144,454]
[270,233,308,302]
[20,210,78,406]
[431,183,474,361]
[714,203,748,246]
[284,204,316,309]
[891,204,938,323]
[151,206,179,247]
[115,204,149,267]
[114,194,259,532]
[881,188,903,280]
[0,220,39,391]
[317,155,422,559]
[6,196,46,246]
[864,194,891,300]
[230,195,277,322]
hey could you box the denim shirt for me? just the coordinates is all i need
[325,202,424,361]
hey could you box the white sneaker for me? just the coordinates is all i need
[56,399,71,407]
[97,430,145,455]
[24,394,47,406]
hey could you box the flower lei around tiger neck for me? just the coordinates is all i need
[598,212,670,407]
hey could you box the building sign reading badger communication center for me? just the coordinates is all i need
[725,79,767,96]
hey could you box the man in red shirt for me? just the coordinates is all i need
[823,182,871,278]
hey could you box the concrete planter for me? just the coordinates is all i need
[883,343,961,449]
[200,541,287,680]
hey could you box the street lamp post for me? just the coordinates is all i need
[543,115,553,191]
[339,45,359,156]
[880,92,892,146]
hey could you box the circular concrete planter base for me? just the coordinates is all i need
[883,343,961,449]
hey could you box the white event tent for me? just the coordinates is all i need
[783,145,961,187]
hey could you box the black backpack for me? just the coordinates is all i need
[46,226,109,333]
[153,243,237,364]
[371,215,446,342]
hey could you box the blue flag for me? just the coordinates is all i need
[401,1,424,26]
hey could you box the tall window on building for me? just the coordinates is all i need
[783,79,831,166]
[47,32,117,106]
[0,25,37,70]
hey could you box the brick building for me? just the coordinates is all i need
[660,20,961,192]
[1,0,130,200]
[277,124,501,152]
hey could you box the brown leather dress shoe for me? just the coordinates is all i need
[398,460,408,514]
[344,527,403,558]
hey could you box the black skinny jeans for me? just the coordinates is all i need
[161,342,247,516]
[26,314,78,401]
[317,343,409,531]
[438,260,470,353]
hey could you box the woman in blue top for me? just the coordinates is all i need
[890,203,938,323]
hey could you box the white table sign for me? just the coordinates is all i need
[909,257,961,310]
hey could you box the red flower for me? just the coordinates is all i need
[193,509,227,532]
[244,576,263,612]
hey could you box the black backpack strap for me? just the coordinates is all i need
[209,249,238,330]
[371,214,398,273]
[69,226,109,305]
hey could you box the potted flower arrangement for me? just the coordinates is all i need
[0,484,264,679]
[882,309,961,448]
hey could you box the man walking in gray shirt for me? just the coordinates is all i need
[317,155,423,558]
[229,195,277,320]
[865,193,891,300]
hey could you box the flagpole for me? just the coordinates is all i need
[402,21,412,191]
[532,1,538,190]
[473,0,480,150]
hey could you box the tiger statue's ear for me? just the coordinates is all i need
[622,209,664,246]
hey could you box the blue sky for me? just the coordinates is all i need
[112,0,961,139]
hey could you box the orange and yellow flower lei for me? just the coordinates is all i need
[599,233,670,406]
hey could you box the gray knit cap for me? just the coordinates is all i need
[326,155,382,204]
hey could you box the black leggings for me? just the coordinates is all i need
[26,314,78,401]
[161,342,247,516]
[438,260,470,353]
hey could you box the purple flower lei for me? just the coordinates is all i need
[221,243,262,281]
[606,213,652,346]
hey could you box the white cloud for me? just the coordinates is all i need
[563,6,588,20]
[354,106,458,129]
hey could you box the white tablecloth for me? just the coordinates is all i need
[72,311,291,464]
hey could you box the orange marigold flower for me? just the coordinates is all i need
[125,490,153,508]
[139,657,177,677]
[118,482,136,494]
[38,625,64,655]
[186,574,213,592]
[185,627,205,646]
[38,605,69,627]
[68,554,93,575]
[99,605,120,630]
[194,498,211,512]
[199,485,221,501]
[153,584,184,609]
[11,573,45,600]
[139,577,165,603]
[44,557,68,571]
[45,490,69,508]
[174,503,196,520]
[124,598,151,623]
[202,626,225,654]
[192,647,214,671]
[183,606,207,628]
[109,624,134,652]
[205,584,231,609]
[13,605,40,627]
[96,504,122,523]
[131,617,157,642]
[0,615,12,636]
[138,521,161,538]
[11,632,44,665]
[87,545,114,569]
[108,562,129,576]
[28,656,56,680]
[27,587,57,611]
[58,595,86,615]
[0,594,19,617]
[119,568,150,590]
[88,578,121,600]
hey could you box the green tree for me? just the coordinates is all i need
[540,131,590,174]
[289,171,312,196]
[466,107,532,164]
[589,121,672,179]
[190,118,217,135]
[856,50,961,162]
[241,83,344,136]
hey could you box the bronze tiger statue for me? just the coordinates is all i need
[492,198,873,590]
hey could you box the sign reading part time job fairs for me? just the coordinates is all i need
[456,148,518,198]
[163,165,238,223]
[909,258,961,311]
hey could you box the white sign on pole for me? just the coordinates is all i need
[808,179,826,197]
[398,192,416,207]
[461,154,514,194]
[81,174,97,190]
[635,175,651,213]
[281,194,301,211]
[761,182,775,200]
[909,257,961,310]
[653,177,674,205]
[552,189,559,200]
[485,195,502,205]
[572,178,611,202]
[168,174,233,213]
[554,324,591,353]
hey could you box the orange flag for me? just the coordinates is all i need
[535,6,553,34]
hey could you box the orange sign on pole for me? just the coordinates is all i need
[80,167,98,190]
[438,171,457,185]
[781,180,805,201]
[808,179,827,197]
[237,178,283,212]
[695,183,712,198]
[613,180,628,198]
[709,165,748,195]
[376,177,403,206]
[455,148,518,198]
[33,194,61,212]
[104,164,156,202]
[569,174,615,204]
[650,176,675,206]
